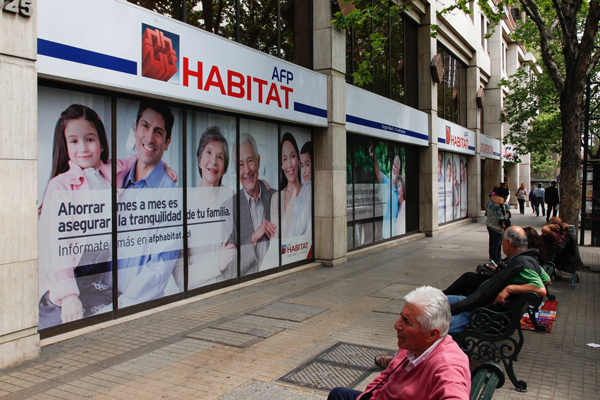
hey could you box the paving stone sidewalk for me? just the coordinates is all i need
[1,214,598,400]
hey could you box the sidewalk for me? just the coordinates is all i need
[1,215,598,400]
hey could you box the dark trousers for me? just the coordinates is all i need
[328,387,363,400]
[546,204,558,221]
[443,272,486,296]
[534,197,545,216]
[518,198,525,214]
[487,227,503,263]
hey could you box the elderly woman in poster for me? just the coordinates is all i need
[175,126,235,290]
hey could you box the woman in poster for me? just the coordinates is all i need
[290,141,312,237]
[460,159,468,217]
[395,176,406,235]
[271,132,303,239]
[453,160,460,218]
[445,157,453,221]
[177,126,235,289]
[38,104,176,329]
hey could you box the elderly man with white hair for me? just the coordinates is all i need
[328,286,471,400]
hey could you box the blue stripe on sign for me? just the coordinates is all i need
[294,102,327,118]
[469,146,475,151]
[347,114,428,141]
[38,39,137,75]
[438,137,446,144]
[493,152,501,156]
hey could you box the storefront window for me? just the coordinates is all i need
[438,150,468,224]
[37,85,314,333]
[346,134,415,251]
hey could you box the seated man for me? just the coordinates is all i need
[329,286,471,400]
[541,217,581,274]
[447,226,549,334]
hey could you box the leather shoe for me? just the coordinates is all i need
[374,354,394,369]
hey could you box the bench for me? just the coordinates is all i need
[454,292,544,393]
[470,362,505,400]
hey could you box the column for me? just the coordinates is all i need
[0,8,40,367]
[312,0,347,266]
[417,6,439,236]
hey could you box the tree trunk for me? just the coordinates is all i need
[559,84,585,227]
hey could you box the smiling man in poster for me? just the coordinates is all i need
[117,101,182,308]
[222,132,277,277]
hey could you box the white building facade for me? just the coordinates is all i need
[0,0,534,367]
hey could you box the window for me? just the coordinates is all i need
[127,0,312,69]
[437,46,467,126]
[346,134,419,250]
[345,1,418,107]
[481,15,485,49]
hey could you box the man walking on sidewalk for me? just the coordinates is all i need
[533,183,546,217]
[545,181,560,222]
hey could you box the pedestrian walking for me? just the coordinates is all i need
[516,183,528,215]
[528,188,536,214]
[533,183,545,217]
[545,181,559,222]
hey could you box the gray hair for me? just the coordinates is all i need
[504,226,528,250]
[404,286,451,337]
[234,132,259,165]
[196,126,229,180]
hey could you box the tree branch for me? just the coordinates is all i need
[520,0,565,92]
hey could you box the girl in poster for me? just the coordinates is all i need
[39,104,175,329]
[291,141,312,237]
[178,126,235,290]
[271,132,303,239]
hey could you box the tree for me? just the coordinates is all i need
[442,0,600,226]
[332,0,408,85]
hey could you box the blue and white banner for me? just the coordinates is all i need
[345,85,429,146]
[480,134,501,160]
[437,118,476,155]
[37,0,328,127]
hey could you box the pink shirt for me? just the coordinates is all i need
[359,336,470,400]
[38,158,133,305]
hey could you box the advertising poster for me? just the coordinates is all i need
[353,137,375,246]
[393,144,406,236]
[373,141,390,240]
[38,87,114,330]
[438,151,446,224]
[235,119,280,276]
[115,99,184,309]
[185,112,237,289]
[460,156,468,218]
[347,139,354,249]
[452,153,461,219]
[444,152,453,221]
[279,126,313,265]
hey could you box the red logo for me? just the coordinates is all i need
[142,27,178,82]
[445,126,451,144]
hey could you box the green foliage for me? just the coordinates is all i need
[531,152,559,180]
[500,67,562,161]
[332,0,408,85]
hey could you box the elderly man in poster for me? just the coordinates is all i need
[328,286,471,400]
[221,132,277,278]
[117,101,179,308]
